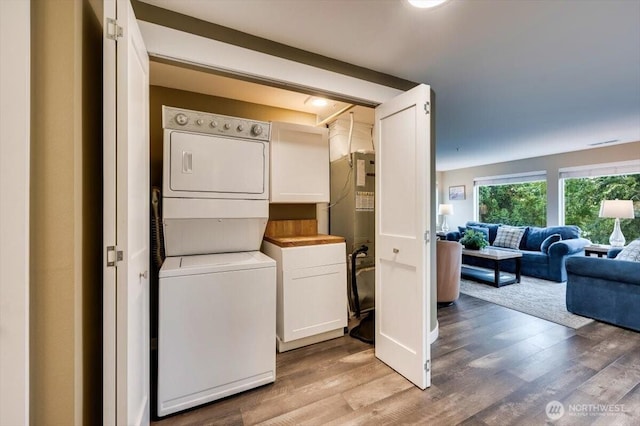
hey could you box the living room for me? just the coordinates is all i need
[436,140,639,329]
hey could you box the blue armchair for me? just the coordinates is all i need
[566,247,640,331]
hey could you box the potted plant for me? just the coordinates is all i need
[459,229,489,250]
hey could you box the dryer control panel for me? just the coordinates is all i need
[162,106,271,142]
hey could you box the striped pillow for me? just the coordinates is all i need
[493,226,526,249]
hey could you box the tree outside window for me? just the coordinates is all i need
[564,174,640,244]
[478,181,547,227]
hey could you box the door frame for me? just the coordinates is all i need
[0,1,30,425]
[105,5,439,418]
[137,16,439,353]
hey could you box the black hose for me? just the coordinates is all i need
[351,245,369,318]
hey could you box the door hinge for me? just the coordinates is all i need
[424,230,430,243]
[424,360,431,372]
[106,18,123,40]
[107,245,124,267]
[424,102,430,115]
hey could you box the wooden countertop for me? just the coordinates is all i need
[263,219,345,247]
[263,234,346,248]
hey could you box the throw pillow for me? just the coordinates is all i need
[540,234,562,254]
[493,225,527,249]
[468,225,489,241]
[616,239,640,262]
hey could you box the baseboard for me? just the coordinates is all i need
[277,328,345,352]
[429,320,439,344]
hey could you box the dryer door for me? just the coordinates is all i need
[164,130,268,199]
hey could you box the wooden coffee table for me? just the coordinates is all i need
[461,248,522,287]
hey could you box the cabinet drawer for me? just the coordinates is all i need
[282,263,347,341]
[280,242,345,269]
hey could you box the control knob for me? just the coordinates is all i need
[210,120,218,128]
[251,124,263,136]
[175,113,188,126]
[195,119,204,126]
[224,123,231,130]
[237,124,244,132]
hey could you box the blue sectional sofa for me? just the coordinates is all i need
[566,245,640,331]
[446,221,591,282]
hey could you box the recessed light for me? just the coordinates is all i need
[304,96,330,108]
[311,98,328,107]
[407,0,449,9]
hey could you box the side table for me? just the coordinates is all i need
[584,244,612,258]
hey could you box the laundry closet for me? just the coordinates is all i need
[148,60,376,416]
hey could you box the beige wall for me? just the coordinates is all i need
[31,0,102,424]
[438,141,640,230]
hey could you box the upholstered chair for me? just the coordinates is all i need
[437,240,462,306]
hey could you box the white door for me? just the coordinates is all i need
[374,84,434,389]
[103,0,150,424]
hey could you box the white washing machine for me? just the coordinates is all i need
[157,106,276,417]
[157,252,275,417]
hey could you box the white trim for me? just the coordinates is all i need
[474,170,547,186]
[558,159,640,179]
[0,1,30,425]
[429,321,439,344]
[137,21,404,106]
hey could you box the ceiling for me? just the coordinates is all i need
[150,61,375,124]
[141,0,640,171]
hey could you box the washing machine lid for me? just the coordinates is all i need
[160,251,275,278]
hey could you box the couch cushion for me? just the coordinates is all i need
[540,234,562,254]
[465,221,501,244]
[524,226,581,251]
[493,226,527,249]
[616,239,640,262]
[520,250,550,265]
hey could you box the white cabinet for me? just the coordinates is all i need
[270,122,330,203]
[262,240,347,352]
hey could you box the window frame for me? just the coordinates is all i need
[474,171,547,224]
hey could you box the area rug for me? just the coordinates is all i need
[459,276,594,329]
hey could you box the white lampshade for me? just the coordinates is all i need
[599,200,634,219]
[438,203,453,216]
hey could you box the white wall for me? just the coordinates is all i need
[438,141,640,230]
[0,1,30,425]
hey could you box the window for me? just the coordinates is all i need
[475,171,547,227]
[560,161,640,244]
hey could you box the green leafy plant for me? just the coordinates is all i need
[459,229,489,250]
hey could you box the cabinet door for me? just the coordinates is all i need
[282,263,347,341]
[270,122,329,203]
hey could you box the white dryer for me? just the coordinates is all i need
[161,106,271,256]
[157,106,276,417]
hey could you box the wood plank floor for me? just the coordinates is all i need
[152,294,640,425]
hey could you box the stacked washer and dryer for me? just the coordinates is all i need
[157,106,276,417]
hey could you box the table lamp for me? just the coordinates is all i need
[599,199,634,247]
[438,203,453,233]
